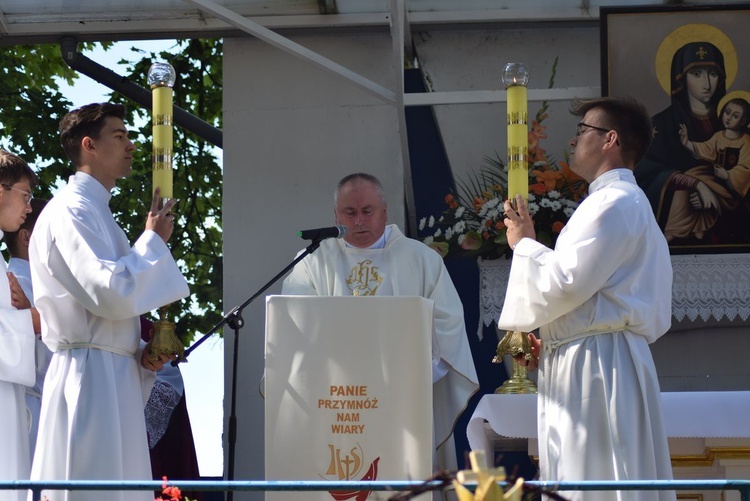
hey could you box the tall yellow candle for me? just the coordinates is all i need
[144,62,181,361]
[148,62,177,200]
[503,63,529,203]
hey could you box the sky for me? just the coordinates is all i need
[55,40,225,478]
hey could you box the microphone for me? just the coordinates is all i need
[298,225,348,241]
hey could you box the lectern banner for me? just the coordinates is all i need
[265,295,434,500]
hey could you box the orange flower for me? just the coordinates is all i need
[494,221,506,230]
[528,117,549,163]
[160,476,183,501]
[532,169,565,192]
[473,196,487,211]
[560,160,584,183]
[445,193,458,209]
[529,182,547,196]
[557,160,588,200]
[552,221,565,234]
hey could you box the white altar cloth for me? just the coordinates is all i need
[467,391,750,463]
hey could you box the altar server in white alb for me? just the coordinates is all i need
[29,103,190,501]
[0,150,42,501]
[282,172,479,468]
[499,97,675,501]
[4,198,50,465]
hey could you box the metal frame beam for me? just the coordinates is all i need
[184,0,397,104]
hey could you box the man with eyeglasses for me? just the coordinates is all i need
[28,103,189,501]
[0,149,42,501]
[498,97,675,500]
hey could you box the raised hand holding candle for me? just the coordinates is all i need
[503,63,529,204]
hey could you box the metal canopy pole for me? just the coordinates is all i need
[184,0,396,105]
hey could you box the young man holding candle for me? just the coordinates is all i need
[499,97,675,500]
[29,103,189,501]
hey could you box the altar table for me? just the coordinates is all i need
[467,392,750,501]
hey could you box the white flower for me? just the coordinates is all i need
[445,227,454,240]
[549,200,562,211]
[528,193,537,202]
[424,236,434,245]
[439,216,445,222]
[540,198,554,208]
[453,221,466,234]
[428,215,435,228]
[434,228,442,237]
[455,206,466,218]
[457,234,465,245]
[547,190,561,199]
[419,217,426,231]
[564,207,576,217]
[527,202,540,215]
[479,198,501,218]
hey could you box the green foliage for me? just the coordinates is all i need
[0,39,223,346]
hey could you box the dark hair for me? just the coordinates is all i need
[59,102,126,166]
[570,97,653,165]
[721,98,750,130]
[4,198,47,256]
[0,149,37,189]
[334,173,386,205]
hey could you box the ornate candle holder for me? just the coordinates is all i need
[492,330,537,394]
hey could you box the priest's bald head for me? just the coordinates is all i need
[334,173,388,248]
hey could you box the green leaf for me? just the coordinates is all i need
[428,241,449,258]
[460,230,483,250]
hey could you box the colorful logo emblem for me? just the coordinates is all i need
[322,443,380,501]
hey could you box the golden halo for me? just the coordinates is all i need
[717,90,750,118]
[655,23,737,95]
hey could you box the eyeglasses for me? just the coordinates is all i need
[576,122,612,137]
[1,183,33,205]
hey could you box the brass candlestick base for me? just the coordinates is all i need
[492,330,537,394]
[145,306,185,361]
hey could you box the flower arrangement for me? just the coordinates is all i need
[420,62,588,260]
[157,477,185,501]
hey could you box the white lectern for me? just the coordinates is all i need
[265,295,434,500]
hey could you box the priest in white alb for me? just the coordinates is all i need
[29,103,189,501]
[282,172,479,470]
[498,97,675,501]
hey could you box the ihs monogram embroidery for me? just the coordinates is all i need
[346,260,383,296]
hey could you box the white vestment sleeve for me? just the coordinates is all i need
[0,264,36,387]
[281,250,318,295]
[498,189,639,333]
[42,206,188,321]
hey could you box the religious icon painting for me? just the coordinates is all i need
[601,4,750,254]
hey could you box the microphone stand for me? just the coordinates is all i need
[173,237,326,501]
